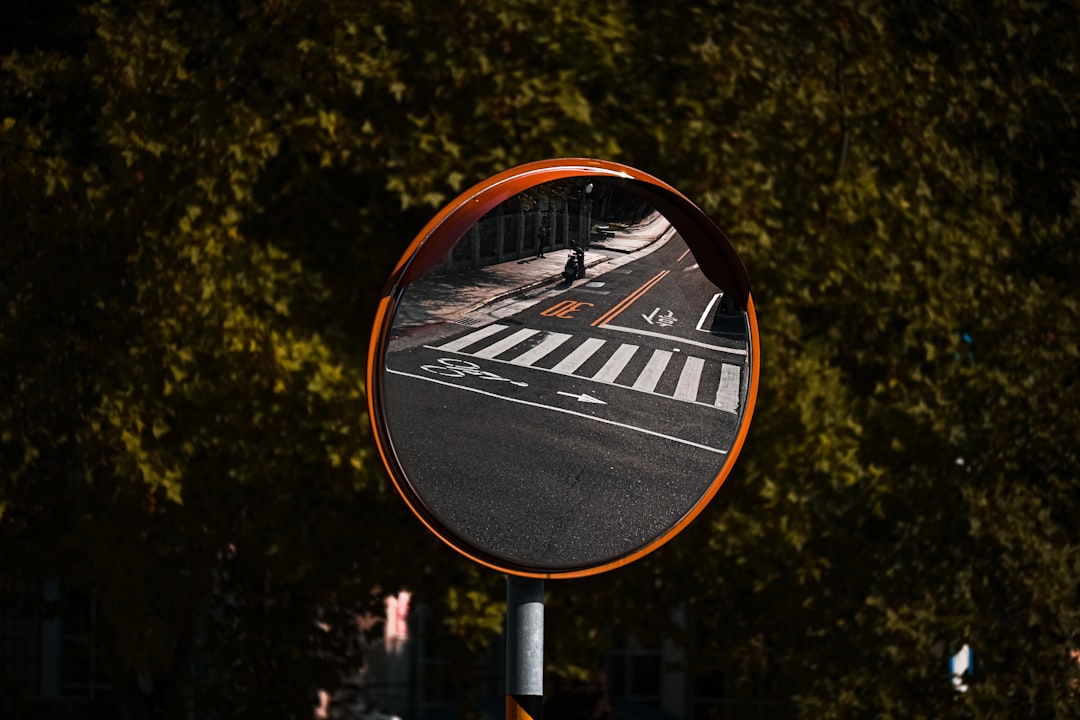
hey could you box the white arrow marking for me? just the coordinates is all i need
[642,308,660,324]
[557,391,607,405]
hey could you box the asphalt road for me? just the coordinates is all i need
[381,234,753,572]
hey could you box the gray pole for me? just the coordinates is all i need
[584,183,593,249]
[505,575,544,720]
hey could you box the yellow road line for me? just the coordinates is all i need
[591,270,669,327]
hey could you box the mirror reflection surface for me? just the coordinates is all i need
[382,178,752,571]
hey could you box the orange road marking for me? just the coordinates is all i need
[540,300,595,319]
[591,270,669,327]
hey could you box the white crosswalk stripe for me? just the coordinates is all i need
[715,364,741,412]
[550,337,606,374]
[437,323,508,352]
[430,324,743,412]
[472,328,539,358]
[592,343,639,383]
[509,332,572,366]
[674,356,705,402]
[632,349,673,392]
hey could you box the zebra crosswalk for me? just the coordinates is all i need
[425,323,745,413]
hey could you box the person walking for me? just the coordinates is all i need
[536,221,549,258]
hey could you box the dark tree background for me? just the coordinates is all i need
[2,0,1078,718]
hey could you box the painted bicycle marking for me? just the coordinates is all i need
[420,357,529,387]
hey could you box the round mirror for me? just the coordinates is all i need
[367,159,759,578]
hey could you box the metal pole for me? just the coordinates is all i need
[505,575,544,720]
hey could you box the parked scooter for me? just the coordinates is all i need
[562,253,579,282]
[562,242,586,282]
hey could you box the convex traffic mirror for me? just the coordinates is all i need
[367,159,759,578]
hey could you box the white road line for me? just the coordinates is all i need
[632,349,673,392]
[592,343,638,383]
[673,356,705,402]
[715,364,741,413]
[387,369,728,455]
[550,337,606,374]
[509,332,573,366]
[472,328,539,358]
[435,323,508,352]
[602,323,747,356]
[696,293,721,332]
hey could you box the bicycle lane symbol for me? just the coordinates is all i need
[420,358,529,387]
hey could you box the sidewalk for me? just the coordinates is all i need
[393,213,676,328]
[590,209,671,253]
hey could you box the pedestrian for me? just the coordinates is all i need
[537,222,549,258]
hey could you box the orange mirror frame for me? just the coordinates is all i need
[367,159,759,578]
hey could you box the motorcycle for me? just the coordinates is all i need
[562,243,586,282]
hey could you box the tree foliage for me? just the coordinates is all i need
[2,0,1078,718]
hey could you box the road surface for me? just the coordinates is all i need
[381,233,752,571]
